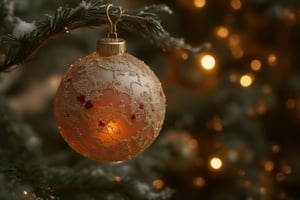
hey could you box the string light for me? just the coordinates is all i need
[113,175,122,182]
[210,157,222,170]
[193,176,206,188]
[216,26,229,38]
[282,9,296,21]
[279,192,287,199]
[286,98,296,109]
[64,26,70,33]
[272,144,280,153]
[264,160,274,172]
[23,190,28,196]
[194,0,206,8]
[231,0,242,10]
[228,34,243,58]
[152,179,164,190]
[243,180,252,188]
[276,173,286,182]
[227,149,238,162]
[181,52,189,60]
[237,169,246,176]
[262,84,272,94]
[228,34,240,46]
[268,53,277,66]
[231,47,244,58]
[259,187,266,194]
[250,59,262,71]
[188,138,199,149]
[256,101,267,114]
[206,116,223,131]
[240,74,253,87]
[282,164,292,175]
[199,54,216,70]
[247,107,256,116]
[28,135,40,146]
[229,73,239,83]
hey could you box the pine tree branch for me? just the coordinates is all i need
[47,166,174,200]
[0,94,175,199]
[0,0,209,72]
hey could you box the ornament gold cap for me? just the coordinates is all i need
[97,38,126,56]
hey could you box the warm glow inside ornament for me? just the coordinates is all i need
[54,4,166,162]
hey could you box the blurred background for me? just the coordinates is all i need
[1,0,300,199]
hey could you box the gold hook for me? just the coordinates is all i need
[106,4,123,38]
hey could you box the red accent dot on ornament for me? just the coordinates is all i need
[98,120,106,127]
[130,114,136,120]
[139,103,144,109]
[77,95,86,104]
[160,91,163,97]
[85,100,93,109]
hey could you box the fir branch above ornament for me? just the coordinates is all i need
[0,0,209,72]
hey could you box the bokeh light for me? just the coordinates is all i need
[286,98,296,109]
[231,47,244,58]
[268,53,277,66]
[282,164,292,175]
[152,179,164,190]
[113,175,122,182]
[264,161,274,172]
[231,0,242,10]
[229,73,239,83]
[194,0,206,8]
[210,157,222,170]
[276,173,286,182]
[262,84,272,94]
[199,54,216,70]
[240,74,253,87]
[228,34,240,46]
[272,145,280,153]
[193,176,206,188]
[250,59,262,71]
[216,26,229,38]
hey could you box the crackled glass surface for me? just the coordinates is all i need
[54,52,166,162]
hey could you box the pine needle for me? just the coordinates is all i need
[0,0,208,72]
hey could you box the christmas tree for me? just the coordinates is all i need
[1,0,300,199]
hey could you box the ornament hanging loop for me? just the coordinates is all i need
[97,4,125,56]
[106,4,123,39]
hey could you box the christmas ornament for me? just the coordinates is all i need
[54,5,166,162]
